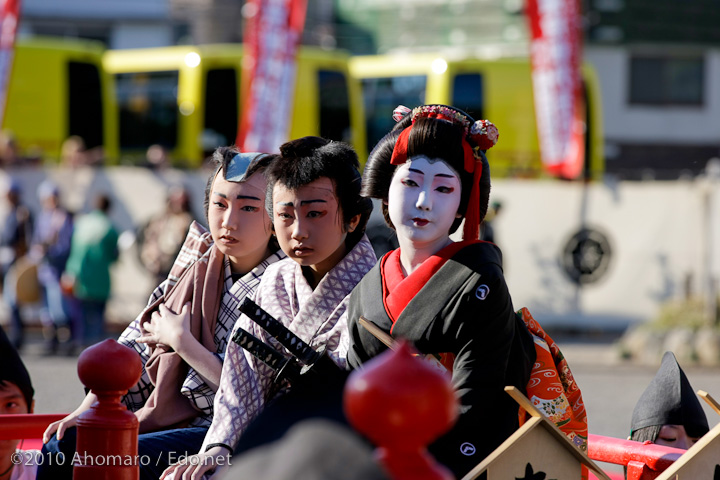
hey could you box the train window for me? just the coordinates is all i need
[452,73,484,121]
[68,62,104,149]
[629,56,704,105]
[318,70,351,143]
[204,68,239,150]
[115,70,179,150]
[360,75,426,154]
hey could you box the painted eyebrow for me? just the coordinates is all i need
[408,168,456,180]
[213,192,261,201]
[275,199,328,206]
[408,168,455,179]
[300,199,327,206]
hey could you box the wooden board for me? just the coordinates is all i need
[462,387,610,480]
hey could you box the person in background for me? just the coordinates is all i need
[480,199,502,245]
[0,179,33,350]
[0,132,21,167]
[630,351,709,449]
[144,144,172,170]
[41,148,284,480]
[61,193,119,347]
[60,136,104,167]
[138,185,196,286]
[0,326,40,480]
[30,180,74,355]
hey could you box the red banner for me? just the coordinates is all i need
[0,0,20,129]
[526,0,585,179]
[237,0,308,153]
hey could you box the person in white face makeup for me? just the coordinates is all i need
[347,105,545,478]
[39,147,285,480]
[160,136,377,480]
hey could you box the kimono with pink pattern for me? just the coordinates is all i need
[201,235,377,452]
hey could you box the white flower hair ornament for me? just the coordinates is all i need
[469,119,499,151]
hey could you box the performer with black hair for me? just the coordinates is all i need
[347,104,539,478]
[162,137,376,480]
[41,147,284,480]
[0,326,39,480]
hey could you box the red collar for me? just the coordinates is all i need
[381,240,479,332]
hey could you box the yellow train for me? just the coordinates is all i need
[350,52,604,179]
[3,38,602,177]
[4,37,118,162]
[103,44,366,166]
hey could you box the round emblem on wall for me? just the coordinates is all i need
[561,228,612,285]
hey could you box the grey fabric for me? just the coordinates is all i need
[227,420,388,480]
[630,351,709,437]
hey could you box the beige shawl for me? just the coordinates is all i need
[134,243,225,433]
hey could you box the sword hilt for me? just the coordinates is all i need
[239,297,322,366]
[231,326,301,382]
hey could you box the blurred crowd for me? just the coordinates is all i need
[0,174,195,355]
[0,129,174,169]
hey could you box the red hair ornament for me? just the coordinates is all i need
[389,105,499,241]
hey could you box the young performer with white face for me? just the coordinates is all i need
[40,147,285,480]
[161,136,377,480]
[347,105,538,478]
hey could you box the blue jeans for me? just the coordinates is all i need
[39,426,209,480]
[137,427,209,480]
[3,266,24,349]
[78,298,107,346]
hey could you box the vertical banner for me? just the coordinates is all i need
[526,0,585,180]
[237,0,308,153]
[0,0,19,129]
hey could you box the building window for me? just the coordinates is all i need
[629,56,704,106]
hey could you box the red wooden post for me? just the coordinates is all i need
[588,434,685,480]
[73,339,142,480]
[344,341,459,480]
[0,414,66,440]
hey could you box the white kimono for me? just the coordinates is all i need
[202,235,377,451]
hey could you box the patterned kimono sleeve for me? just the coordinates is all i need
[200,314,271,452]
[309,301,351,371]
[182,347,228,426]
[182,366,217,427]
[118,279,169,412]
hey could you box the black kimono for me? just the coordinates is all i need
[348,241,536,478]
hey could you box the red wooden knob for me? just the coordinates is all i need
[77,339,142,393]
[344,340,458,480]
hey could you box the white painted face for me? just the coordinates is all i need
[272,177,360,283]
[208,172,273,273]
[387,156,462,250]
